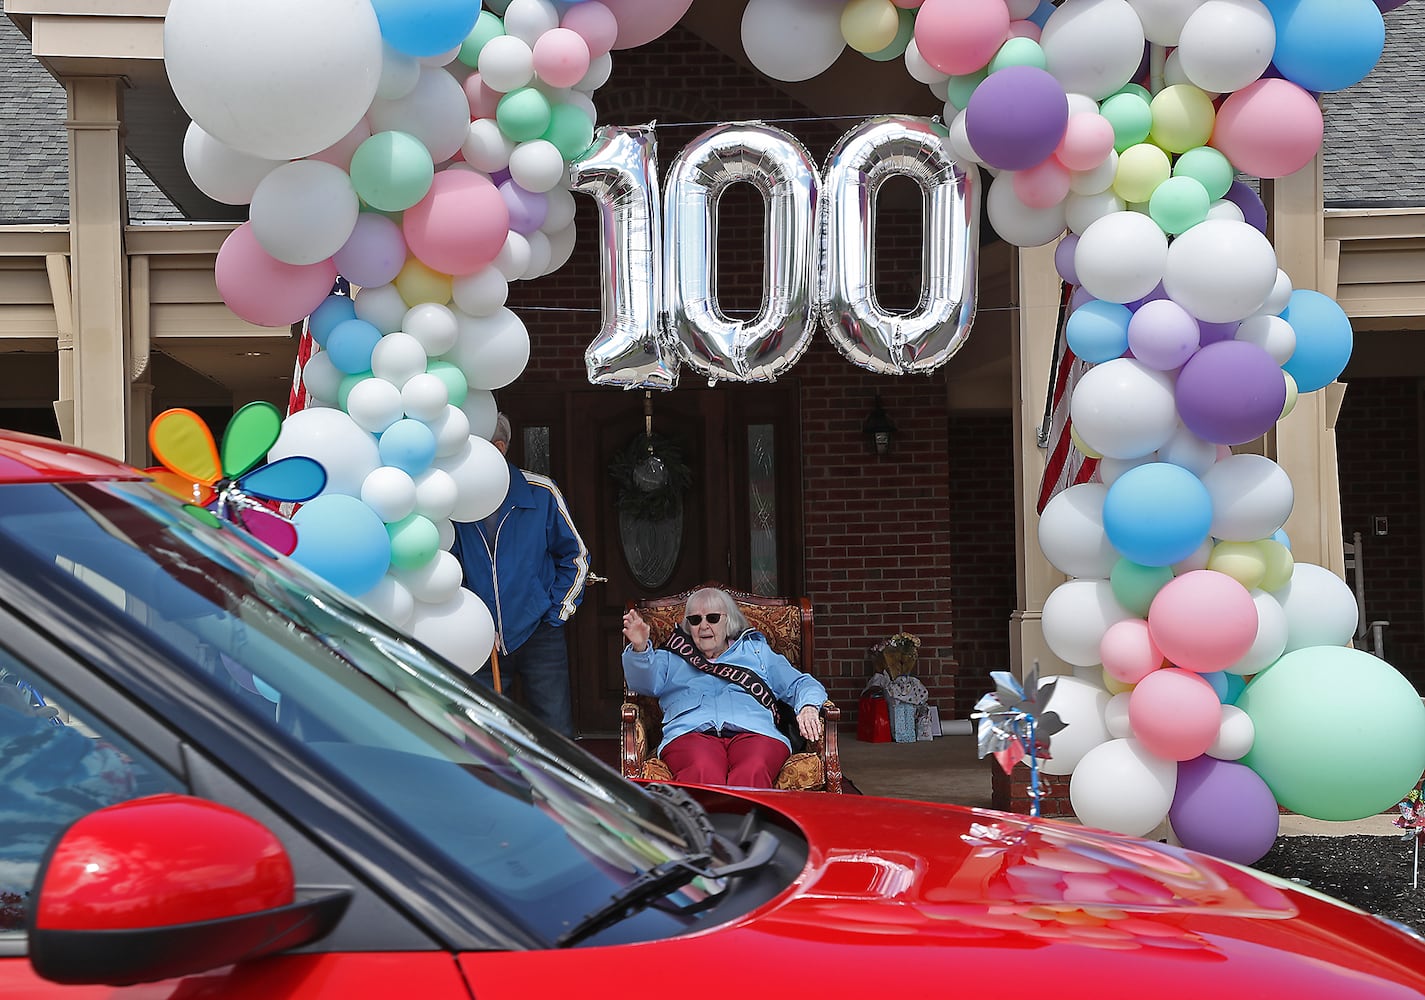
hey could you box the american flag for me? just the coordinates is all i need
[1035,283,1099,514]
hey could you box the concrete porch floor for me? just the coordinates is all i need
[837,732,995,808]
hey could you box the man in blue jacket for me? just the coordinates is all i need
[452,413,589,737]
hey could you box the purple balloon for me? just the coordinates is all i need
[334,212,407,289]
[964,66,1069,171]
[1197,319,1240,345]
[499,179,549,235]
[1223,180,1268,235]
[1127,298,1200,371]
[1169,756,1280,865]
[1374,0,1410,12]
[1176,340,1287,445]
[1054,233,1079,284]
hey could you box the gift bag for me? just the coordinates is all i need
[857,693,892,743]
[890,700,918,742]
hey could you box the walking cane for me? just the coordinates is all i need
[490,645,502,694]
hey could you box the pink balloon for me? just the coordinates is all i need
[533,27,592,88]
[914,0,1010,75]
[334,212,408,288]
[463,73,501,121]
[215,223,336,328]
[1210,78,1324,179]
[1012,157,1070,209]
[1006,19,1041,40]
[1100,619,1164,685]
[307,117,371,172]
[600,0,695,49]
[1147,569,1258,673]
[402,170,509,277]
[561,1,619,58]
[1055,113,1115,172]
[1128,668,1221,761]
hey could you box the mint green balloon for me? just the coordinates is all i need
[1099,93,1152,152]
[1239,646,1425,821]
[350,131,434,212]
[426,360,469,407]
[543,103,595,160]
[457,10,505,68]
[946,69,987,112]
[337,371,373,412]
[1114,82,1151,103]
[388,513,441,571]
[1110,559,1173,617]
[1173,146,1234,201]
[497,87,552,143]
[1148,175,1210,235]
[865,8,915,62]
[989,37,1046,73]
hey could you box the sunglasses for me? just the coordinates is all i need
[685,613,722,626]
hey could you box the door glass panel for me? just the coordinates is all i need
[748,423,777,595]
[523,426,551,476]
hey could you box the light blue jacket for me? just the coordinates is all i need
[623,629,828,755]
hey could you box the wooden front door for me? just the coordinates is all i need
[505,383,802,736]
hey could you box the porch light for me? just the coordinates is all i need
[862,395,897,457]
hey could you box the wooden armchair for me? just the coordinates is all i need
[621,582,842,793]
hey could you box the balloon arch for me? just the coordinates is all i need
[162,0,1425,862]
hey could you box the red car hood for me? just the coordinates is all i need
[464,790,1425,999]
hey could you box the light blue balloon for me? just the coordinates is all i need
[1028,0,1055,27]
[309,294,357,348]
[1262,0,1385,93]
[1065,299,1131,363]
[1103,463,1213,567]
[1281,288,1353,393]
[1223,672,1247,705]
[370,0,482,57]
[379,418,438,476]
[291,494,391,596]
[327,319,384,375]
[1201,670,1230,702]
[1271,527,1292,551]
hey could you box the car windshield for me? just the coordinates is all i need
[0,479,725,946]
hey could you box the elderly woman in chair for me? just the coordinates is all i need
[621,586,828,788]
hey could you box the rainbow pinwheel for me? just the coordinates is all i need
[147,402,325,555]
[972,663,1066,817]
[1397,779,1424,889]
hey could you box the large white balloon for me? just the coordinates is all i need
[1069,358,1179,459]
[460,389,500,442]
[1163,219,1278,323]
[354,283,411,335]
[1038,482,1119,579]
[1069,737,1178,836]
[1126,0,1205,44]
[1042,578,1134,666]
[443,307,532,390]
[1175,0,1275,95]
[396,549,465,604]
[1039,675,1113,775]
[741,0,846,82]
[986,173,1069,248]
[269,407,381,498]
[408,587,495,675]
[249,160,360,265]
[438,436,512,522]
[1201,453,1294,542]
[1041,0,1146,100]
[1272,562,1359,652]
[1074,211,1168,304]
[368,66,472,163]
[357,575,415,629]
[182,123,283,207]
[164,0,382,160]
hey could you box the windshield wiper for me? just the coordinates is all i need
[555,829,779,948]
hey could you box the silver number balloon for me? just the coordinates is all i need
[819,115,980,375]
[568,124,678,390]
[664,123,820,384]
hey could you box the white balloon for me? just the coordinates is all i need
[430,404,474,457]
[1201,453,1294,542]
[946,109,984,167]
[1205,198,1245,223]
[1039,675,1113,775]
[1175,0,1275,95]
[1069,358,1179,459]
[462,119,516,174]
[376,42,421,101]
[1272,562,1359,652]
[357,575,415,628]
[544,222,579,275]
[354,283,410,334]
[403,303,460,356]
[1227,589,1288,674]
[182,123,283,207]
[1068,149,1118,196]
[408,588,495,674]
[269,407,380,498]
[576,51,613,91]
[401,372,451,422]
[541,185,578,232]
[1096,453,1154,486]
[479,34,536,91]
[1173,536,1214,575]
[360,465,417,522]
[1041,0,1146,100]
[1208,704,1256,760]
[438,436,512,522]
[521,230,552,279]
[494,231,532,280]
[395,549,465,604]
[368,66,471,163]
[249,160,360,265]
[1257,268,1294,316]
[370,332,429,389]
[741,0,846,83]
[444,307,531,390]
[1064,189,1126,235]
[1126,0,1205,44]
[1163,220,1278,323]
[345,376,405,433]
[504,0,560,43]
[1042,578,1134,666]
[1038,482,1119,579]
[1069,737,1178,836]
[164,0,382,160]
[986,173,1068,248]
[1074,210,1168,304]
[413,468,460,522]
[460,389,500,441]
[301,351,344,403]
[509,140,566,193]
[1104,691,1133,738]
[1157,424,1219,477]
[1235,314,1297,365]
[436,516,457,552]
[903,38,950,85]
[452,267,510,317]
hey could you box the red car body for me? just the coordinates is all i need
[0,429,1421,1000]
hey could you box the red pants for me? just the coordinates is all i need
[662,730,788,788]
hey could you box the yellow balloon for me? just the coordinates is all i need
[1208,540,1268,590]
[1102,669,1135,695]
[1259,539,1295,592]
[1148,84,1216,154]
[1113,142,1172,203]
[1069,423,1103,460]
[395,256,453,308]
[1280,371,1299,419]
[841,0,900,53]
